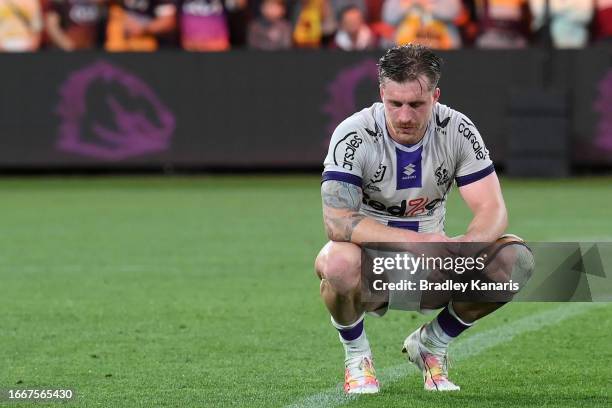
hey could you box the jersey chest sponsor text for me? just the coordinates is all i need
[333,132,364,171]
[363,192,443,217]
[458,118,488,160]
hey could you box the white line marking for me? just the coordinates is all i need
[286,303,607,408]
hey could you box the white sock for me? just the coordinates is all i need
[331,314,371,361]
[448,301,474,327]
[422,316,453,352]
[422,302,474,353]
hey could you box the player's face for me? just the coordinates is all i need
[380,76,440,145]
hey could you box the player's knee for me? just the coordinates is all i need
[487,234,535,287]
[508,242,535,286]
[317,244,361,295]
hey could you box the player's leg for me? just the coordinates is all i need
[315,241,364,324]
[451,301,505,322]
[403,234,535,391]
[315,241,380,394]
[451,233,536,323]
[402,299,464,391]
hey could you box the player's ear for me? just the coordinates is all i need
[433,87,440,103]
[379,84,385,102]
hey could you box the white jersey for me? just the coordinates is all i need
[322,102,495,233]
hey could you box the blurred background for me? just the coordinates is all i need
[1,1,611,407]
[0,0,611,175]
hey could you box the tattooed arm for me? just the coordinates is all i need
[321,180,366,242]
[322,180,445,244]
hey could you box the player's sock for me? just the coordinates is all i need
[331,314,371,360]
[422,302,473,352]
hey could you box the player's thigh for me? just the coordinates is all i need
[314,241,362,283]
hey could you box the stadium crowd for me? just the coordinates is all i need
[0,0,610,52]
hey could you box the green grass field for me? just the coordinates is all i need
[1,176,611,407]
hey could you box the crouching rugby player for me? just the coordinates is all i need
[314,45,533,393]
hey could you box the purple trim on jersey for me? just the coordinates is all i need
[338,319,364,341]
[395,146,423,190]
[455,164,495,187]
[322,171,363,188]
[436,306,470,337]
[387,220,419,231]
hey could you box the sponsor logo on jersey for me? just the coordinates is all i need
[396,147,422,189]
[365,163,387,191]
[403,163,416,177]
[333,131,363,171]
[458,118,489,160]
[370,164,387,183]
[425,198,444,216]
[435,162,451,186]
[363,193,443,217]
[364,122,382,141]
[435,114,451,135]
[435,114,451,128]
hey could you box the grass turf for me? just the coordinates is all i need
[0,176,610,407]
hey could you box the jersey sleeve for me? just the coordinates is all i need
[322,119,368,188]
[453,115,495,187]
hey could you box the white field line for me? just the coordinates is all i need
[286,303,607,408]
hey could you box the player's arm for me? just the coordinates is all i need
[322,180,446,244]
[456,171,507,242]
